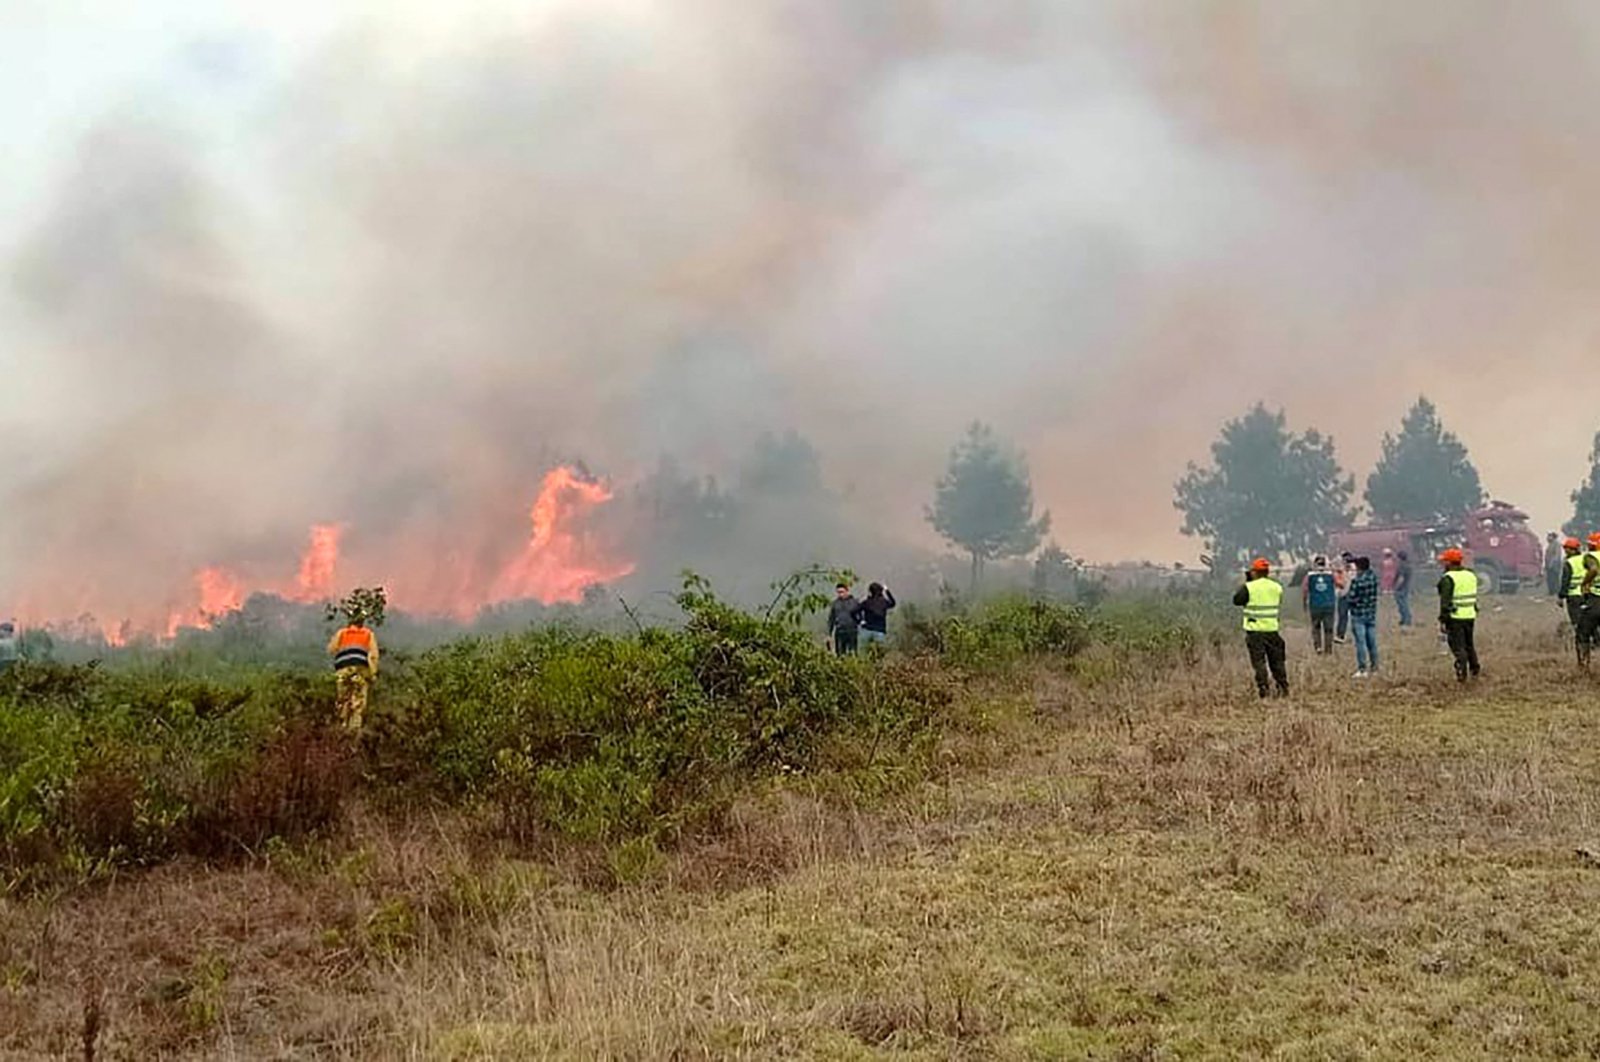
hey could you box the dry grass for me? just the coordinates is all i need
[7,599,1600,1059]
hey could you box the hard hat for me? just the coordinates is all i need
[1250,557,1271,572]
[1566,537,1582,550]
[1589,532,1600,548]
[1438,547,1465,565]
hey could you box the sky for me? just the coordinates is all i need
[3,0,1599,625]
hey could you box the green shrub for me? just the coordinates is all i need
[0,663,350,886]
[897,596,1093,670]
[369,575,869,843]
[0,573,1219,881]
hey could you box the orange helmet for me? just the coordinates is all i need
[1250,557,1271,572]
[1589,533,1600,549]
[1438,548,1465,565]
[1565,537,1582,551]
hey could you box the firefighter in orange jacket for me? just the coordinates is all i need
[328,619,379,730]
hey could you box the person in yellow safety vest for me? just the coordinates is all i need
[1557,537,1590,666]
[328,619,379,730]
[1577,532,1600,669]
[1437,548,1480,682]
[1232,557,1289,698]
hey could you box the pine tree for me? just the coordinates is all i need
[1364,397,1484,523]
[1175,404,1356,568]
[928,422,1051,589]
[1565,432,1600,536]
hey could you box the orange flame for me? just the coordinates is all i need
[17,464,635,638]
[295,524,343,602]
[491,466,635,605]
[166,566,246,637]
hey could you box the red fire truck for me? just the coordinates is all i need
[1328,501,1544,595]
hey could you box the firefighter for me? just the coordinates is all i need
[328,617,379,730]
[1233,558,1289,698]
[1437,548,1480,682]
[1558,537,1589,666]
[1579,533,1600,667]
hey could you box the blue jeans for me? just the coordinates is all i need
[1351,616,1378,672]
[1394,588,1412,627]
[860,629,887,648]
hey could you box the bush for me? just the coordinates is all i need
[369,576,871,843]
[898,595,1093,670]
[0,663,349,886]
[0,574,1213,882]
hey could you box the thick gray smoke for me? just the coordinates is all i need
[5,1,1600,626]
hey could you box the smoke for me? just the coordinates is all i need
[6,1,1600,626]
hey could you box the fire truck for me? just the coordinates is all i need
[1328,500,1545,595]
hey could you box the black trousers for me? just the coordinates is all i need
[1578,599,1600,664]
[1443,619,1479,680]
[1245,631,1289,696]
[832,629,858,656]
[1567,599,1590,664]
[1309,609,1335,654]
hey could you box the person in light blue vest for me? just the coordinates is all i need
[1302,556,1338,655]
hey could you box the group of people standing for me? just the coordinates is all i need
[1300,550,1414,676]
[1234,547,1481,698]
[1554,533,1600,667]
[826,581,896,655]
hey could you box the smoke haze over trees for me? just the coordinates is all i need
[1174,405,1355,567]
[1364,398,1486,524]
[928,422,1050,589]
[7,2,1600,622]
[1565,433,1600,538]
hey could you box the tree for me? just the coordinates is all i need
[1175,404,1355,568]
[1565,432,1600,536]
[737,430,824,497]
[928,422,1051,588]
[1031,542,1079,600]
[1363,396,1485,522]
[328,587,387,628]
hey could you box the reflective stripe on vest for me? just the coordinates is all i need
[1243,578,1284,632]
[332,627,374,671]
[1568,554,1588,597]
[1446,569,1478,619]
[1587,553,1600,598]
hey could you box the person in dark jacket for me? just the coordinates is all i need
[1393,550,1414,627]
[1347,556,1380,677]
[853,582,896,648]
[1545,531,1564,597]
[827,583,860,655]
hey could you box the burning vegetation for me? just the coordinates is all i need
[20,466,632,643]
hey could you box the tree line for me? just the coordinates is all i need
[924,397,1600,579]
[1170,396,1600,568]
[621,398,1600,590]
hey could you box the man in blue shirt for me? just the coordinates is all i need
[1302,556,1338,654]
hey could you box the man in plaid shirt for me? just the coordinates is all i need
[1346,555,1381,676]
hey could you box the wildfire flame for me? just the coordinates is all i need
[165,567,246,638]
[295,524,343,602]
[492,466,635,605]
[17,465,633,641]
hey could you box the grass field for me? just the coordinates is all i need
[5,596,1600,1059]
